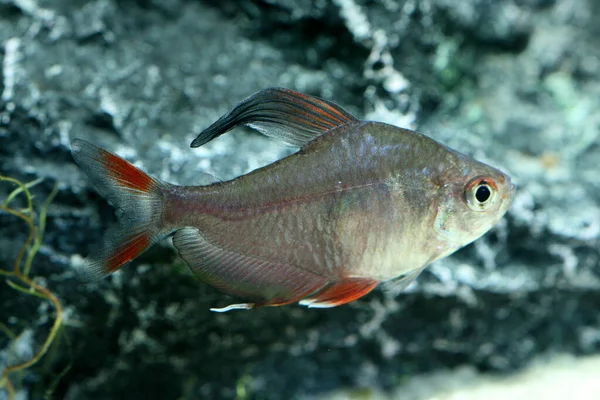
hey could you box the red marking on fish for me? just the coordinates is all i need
[99,148,154,193]
[198,182,385,222]
[106,234,150,274]
[300,278,379,308]
[291,90,350,124]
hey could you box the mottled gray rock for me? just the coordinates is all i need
[1,0,599,399]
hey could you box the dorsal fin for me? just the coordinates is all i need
[191,87,360,148]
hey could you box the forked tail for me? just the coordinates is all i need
[71,139,169,282]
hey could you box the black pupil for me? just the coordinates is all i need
[475,185,491,203]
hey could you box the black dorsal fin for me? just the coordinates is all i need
[191,87,359,148]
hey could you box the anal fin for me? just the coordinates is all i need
[299,278,379,308]
[172,228,329,311]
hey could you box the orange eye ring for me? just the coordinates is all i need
[465,177,497,211]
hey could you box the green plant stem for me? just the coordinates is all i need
[0,176,64,400]
[24,185,58,277]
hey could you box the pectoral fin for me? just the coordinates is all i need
[381,267,425,294]
[191,87,359,148]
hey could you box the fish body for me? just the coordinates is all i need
[72,88,515,311]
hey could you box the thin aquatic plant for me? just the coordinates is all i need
[0,175,63,400]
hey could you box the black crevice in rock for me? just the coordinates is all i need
[0,3,23,20]
[204,0,370,102]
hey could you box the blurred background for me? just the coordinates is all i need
[0,0,599,399]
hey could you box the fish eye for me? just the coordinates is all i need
[465,177,497,211]
[476,185,491,203]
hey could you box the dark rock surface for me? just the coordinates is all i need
[1,0,598,399]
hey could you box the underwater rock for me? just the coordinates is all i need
[1,0,599,399]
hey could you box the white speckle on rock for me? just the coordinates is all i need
[383,71,410,93]
[45,64,63,78]
[2,38,22,102]
[58,120,72,147]
[13,0,55,22]
[99,87,125,130]
[548,243,578,280]
[364,99,416,129]
[332,0,371,43]
[0,329,34,368]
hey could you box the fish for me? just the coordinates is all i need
[71,87,515,312]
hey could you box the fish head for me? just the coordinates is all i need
[432,155,515,251]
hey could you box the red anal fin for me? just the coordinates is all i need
[299,278,379,308]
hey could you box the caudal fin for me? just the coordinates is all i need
[71,139,168,282]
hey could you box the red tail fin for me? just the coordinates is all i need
[71,139,168,281]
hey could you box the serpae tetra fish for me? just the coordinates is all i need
[71,88,515,312]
